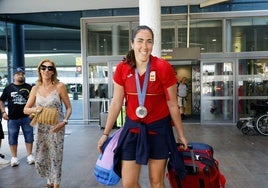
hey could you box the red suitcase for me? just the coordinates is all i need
[166,142,226,188]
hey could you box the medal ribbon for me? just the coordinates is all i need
[135,61,151,107]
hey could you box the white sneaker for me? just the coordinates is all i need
[27,154,35,165]
[10,157,20,167]
[0,157,9,165]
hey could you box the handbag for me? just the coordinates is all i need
[30,107,58,126]
[94,128,122,185]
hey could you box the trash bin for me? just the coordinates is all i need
[73,92,78,100]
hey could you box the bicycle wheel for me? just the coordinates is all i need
[256,114,268,136]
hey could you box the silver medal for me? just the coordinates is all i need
[136,106,148,118]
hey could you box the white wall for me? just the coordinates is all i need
[0,0,203,14]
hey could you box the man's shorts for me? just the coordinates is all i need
[8,116,34,145]
[178,96,187,107]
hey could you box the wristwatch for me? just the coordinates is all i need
[63,119,68,125]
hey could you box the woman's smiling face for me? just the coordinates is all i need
[131,29,154,64]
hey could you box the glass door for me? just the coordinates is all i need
[237,58,268,118]
[201,60,235,125]
[85,56,122,122]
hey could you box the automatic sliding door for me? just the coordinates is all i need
[88,62,109,120]
[201,60,235,124]
[237,59,268,118]
[86,57,121,122]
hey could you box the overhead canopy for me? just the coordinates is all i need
[0,0,204,14]
[200,0,229,8]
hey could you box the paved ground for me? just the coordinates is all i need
[0,122,268,188]
[1,99,268,187]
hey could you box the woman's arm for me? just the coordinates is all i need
[23,86,41,115]
[166,84,188,149]
[97,82,125,153]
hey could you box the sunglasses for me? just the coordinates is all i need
[40,65,54,71]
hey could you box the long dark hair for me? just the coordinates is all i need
[124,25,154,68]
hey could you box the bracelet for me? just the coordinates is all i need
[103,133,109,137]
[63,119,68,125]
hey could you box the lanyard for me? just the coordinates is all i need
[135,61,151,107]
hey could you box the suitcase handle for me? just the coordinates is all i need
[188,144,198,173]
[178,143,198,174]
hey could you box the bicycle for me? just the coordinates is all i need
[237,102,268,136]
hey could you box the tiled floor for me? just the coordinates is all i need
[0,122,268,188]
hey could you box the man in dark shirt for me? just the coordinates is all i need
[0,68,35,167]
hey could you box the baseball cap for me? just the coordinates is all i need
[14,68,25,75]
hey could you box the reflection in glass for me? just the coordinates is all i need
[190,20,222,52]
[231,17,268,52]
[87,22,132,56]
[203,99,233,121]
[89,64,109,118]
[202,62,233,122]
[238,59,268,117]
[89,65,108,99]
